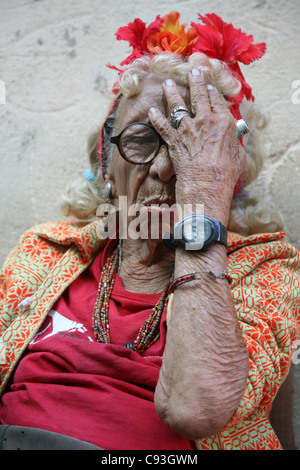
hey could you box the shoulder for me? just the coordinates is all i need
[228,231,299,265]
[22,220,91,242]
[227,231,300,286]
[228,231,289,252]
[8,221,87,260]
[2,220,105,276]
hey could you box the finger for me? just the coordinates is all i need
[188,68,212,117]
[206,84,231,115]
[148,106,174,143]
[162,79,191,116]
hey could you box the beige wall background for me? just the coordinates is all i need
[0,0,299,448]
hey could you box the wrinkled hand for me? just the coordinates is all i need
[148,69,247,225]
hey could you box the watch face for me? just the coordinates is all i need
[182,215,212,243]
[168,214,226,252]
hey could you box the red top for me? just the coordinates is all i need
[0,239,192,450]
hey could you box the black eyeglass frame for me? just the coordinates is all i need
[110,122,166,164]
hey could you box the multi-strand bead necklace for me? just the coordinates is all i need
[92,244,171,354]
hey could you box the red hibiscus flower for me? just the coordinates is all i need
[192,13,266,104]
[115,15,163,66]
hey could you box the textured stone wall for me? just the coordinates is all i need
[0,0,299,448]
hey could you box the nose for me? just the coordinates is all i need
[148,145,175,183]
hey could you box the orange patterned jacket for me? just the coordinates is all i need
[0,220,299,450]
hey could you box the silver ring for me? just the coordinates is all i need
[236,119,249,139]
[170,106,192,129]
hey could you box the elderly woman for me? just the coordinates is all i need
[0,12,299,451]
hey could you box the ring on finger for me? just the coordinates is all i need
[170,106,193,129]
[236,119,249,138]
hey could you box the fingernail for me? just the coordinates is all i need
[149,107,158,114]
[190,68,201,76]
[207,84,214,90]
[164,79,175,87]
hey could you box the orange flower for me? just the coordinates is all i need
[147,12,199,56]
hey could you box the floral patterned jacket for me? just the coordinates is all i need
[0,220,299,450]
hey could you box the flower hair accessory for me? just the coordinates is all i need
[99,12,266,194]
[109,11,266,109]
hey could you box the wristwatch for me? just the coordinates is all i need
[162,214,227,251]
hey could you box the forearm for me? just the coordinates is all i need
[150,70,249,439]
[155,243,249,439]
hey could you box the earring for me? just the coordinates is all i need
[101,182,113,233]
[105,181,112,204]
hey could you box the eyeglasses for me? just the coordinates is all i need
[110,122,166,164]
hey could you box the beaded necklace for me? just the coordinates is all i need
[92,245,171,354]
